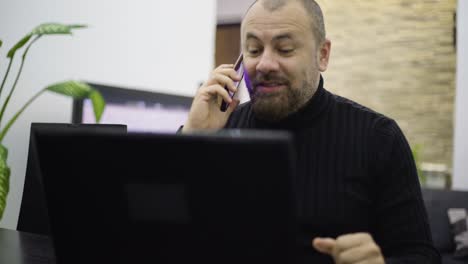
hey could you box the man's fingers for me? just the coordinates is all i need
[226,99,240,115]
[313,234,384,264]
[204,85,232,104]
[210,73,238,93]
[216,64,234,69]
[215,68,242,82]
[337,243,381,264]
[335,233,371,252]
[214,64,242,78]
[312,237,336,255]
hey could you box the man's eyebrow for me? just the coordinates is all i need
[272,33,294,42]
[246,32,260,41]
[245,32,295,42]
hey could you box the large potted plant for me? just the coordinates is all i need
[0,23,105,220]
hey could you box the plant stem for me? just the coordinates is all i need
[0,58,14,102]
[0,35,41,128]
[0,88,46,142]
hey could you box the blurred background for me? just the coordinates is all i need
[0,0,466,230]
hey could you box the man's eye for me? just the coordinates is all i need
[279,49,294,54]
[248,49,260,55]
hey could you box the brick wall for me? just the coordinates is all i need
[317,0,457,167]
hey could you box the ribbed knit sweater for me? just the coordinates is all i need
[225,76,441,263]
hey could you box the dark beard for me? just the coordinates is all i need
[252,78,314,122]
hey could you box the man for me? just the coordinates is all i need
[182,0,440,263]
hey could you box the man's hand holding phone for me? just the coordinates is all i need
[182,56,243,133]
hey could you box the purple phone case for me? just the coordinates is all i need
[243,65,254,97]
[220,56,253,112]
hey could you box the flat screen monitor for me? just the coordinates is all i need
[72,83,192,133]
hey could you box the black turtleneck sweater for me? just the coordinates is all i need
[224,76,440,263]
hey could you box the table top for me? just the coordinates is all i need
[0,228,55,264]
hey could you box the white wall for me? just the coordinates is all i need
[0,0,217,229]
[217,0,254,24]
[453,1,468,190]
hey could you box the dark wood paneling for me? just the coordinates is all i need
[215,24,241,66]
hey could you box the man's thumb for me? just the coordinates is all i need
[312,237,336,255]
[226,99,240,115]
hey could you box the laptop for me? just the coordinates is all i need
[17,123,127,235]
[35,129,298,264]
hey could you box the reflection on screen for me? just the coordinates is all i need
[82,100,189,133]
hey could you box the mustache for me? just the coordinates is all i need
[251,73,290,88]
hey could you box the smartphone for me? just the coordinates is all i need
[220,54,244,112]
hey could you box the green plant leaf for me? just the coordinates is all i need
[45,81,105,122]
[68,24,88,29]
[31,23,87,35]
[0,144,10,220]
[6,23,86,59]
[0,39,3,48]
[46,80,92,98]
[89,90,105,122]
[7,34,32,58]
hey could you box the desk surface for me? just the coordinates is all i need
[0,228,55,264]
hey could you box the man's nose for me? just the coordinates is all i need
[256,51,280,74]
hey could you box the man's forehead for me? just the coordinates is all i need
[243,0,305,20]
[241,1,311,40]
[246,31,297,43]
[244,27,303,43]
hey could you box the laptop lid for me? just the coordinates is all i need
[36,130,298,264]
[17,123,127,235]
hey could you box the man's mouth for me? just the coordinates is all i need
[256,82,287,93]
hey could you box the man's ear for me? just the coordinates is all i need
[318,38,331,72]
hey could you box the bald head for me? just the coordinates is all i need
[245,0,326,44]
[261,0,287,11]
